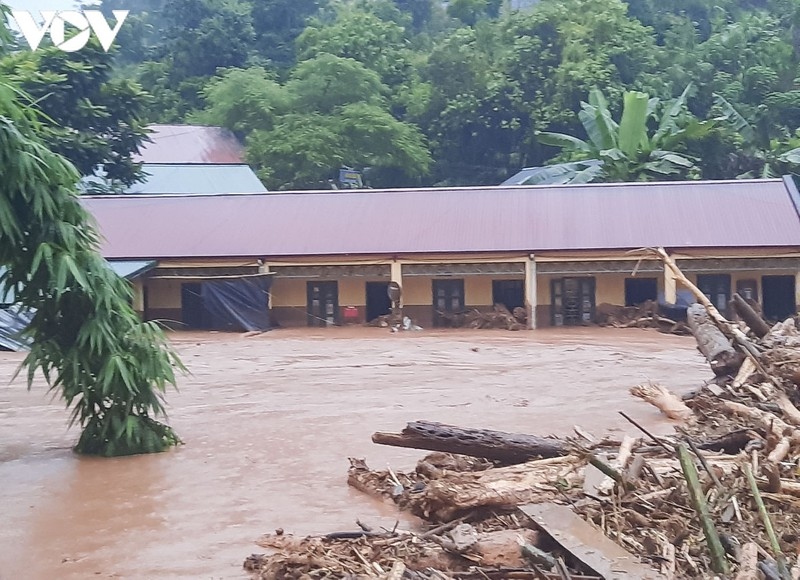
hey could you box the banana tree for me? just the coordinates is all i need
[519,85,711,184]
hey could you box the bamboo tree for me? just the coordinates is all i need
[0,5,183,456]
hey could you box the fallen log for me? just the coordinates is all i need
[686,303,744,376]
[372,421,569,463]
[733,293,771,338]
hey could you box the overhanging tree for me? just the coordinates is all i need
[0,5,183,456]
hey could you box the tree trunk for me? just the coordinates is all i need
[371,421,569,463]
[732,293,771,338]
[686,303,743,376]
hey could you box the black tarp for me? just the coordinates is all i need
[199,276,272,332]
[0,305,34,351]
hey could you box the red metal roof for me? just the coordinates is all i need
[82,179,800,259]
[134,125,245,164]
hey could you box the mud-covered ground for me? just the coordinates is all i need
[0,327,709,579]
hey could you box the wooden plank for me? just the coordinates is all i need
[519,503,665,580]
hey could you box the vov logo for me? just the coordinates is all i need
[12,10,129,52]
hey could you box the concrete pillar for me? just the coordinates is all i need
[524,255,537,329]
[391,260,403,307]
[664,266,677,305]
[260,262,272,309]
[795,271,800,310]
[132,279,145,315]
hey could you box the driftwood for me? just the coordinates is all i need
[630,383,693,421]
[733,293,772,338]
[686,303,744,375]
[372,421,569,463]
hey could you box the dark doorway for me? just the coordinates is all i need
[307,281,339,327]
[552,277,595,326]
[624,278,658,306]
[762,275,796,321]
[492,279,525,311]
[697,274,731,314]
[181,282,206,328]
[432,279,465,327]
[365,281,391,322]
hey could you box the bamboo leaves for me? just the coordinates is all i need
[0,77,183,456]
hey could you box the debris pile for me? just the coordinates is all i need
[464,305,527,331]
[594,300,691,335]
[246,249,800,579]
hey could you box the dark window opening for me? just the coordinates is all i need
[365,281,391,322]
[624,277,658,306]
[307,281,339,327]
[492,279,525,311]
[697,274,731,315]
[432,279,465,327]
[552,277,595,326]
[762,275,796,321]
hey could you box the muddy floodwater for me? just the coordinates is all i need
[0,327,709,579]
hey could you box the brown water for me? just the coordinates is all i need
[0,328,709,579]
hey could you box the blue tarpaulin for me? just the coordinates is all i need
[200,276,272,332]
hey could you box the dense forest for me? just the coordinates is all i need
[6,0,800,189]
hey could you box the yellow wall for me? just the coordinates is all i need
[595,273,627,304]
[398,276,509,306]
[402,277,431,306]
[270,277,386,307]
[145,279,182,309]
[465,277,494,305]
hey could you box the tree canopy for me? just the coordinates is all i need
[15,0,800,187]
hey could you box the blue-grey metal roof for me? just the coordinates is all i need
[128,164,267,194]
[0,261,156,305]
[81,164,267,195]
[107,260,157,280]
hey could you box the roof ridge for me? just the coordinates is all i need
[82,178,789,200]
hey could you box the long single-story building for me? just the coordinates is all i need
[81,176,800,330]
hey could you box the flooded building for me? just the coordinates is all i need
[82,177,800,330]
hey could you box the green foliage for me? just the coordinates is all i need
[0,40,148,186]
[286,54,386,113]
[533,86,710,183]
[0,79,183,456]
[296,5,413,86]
[192,67,289,133]
[51,0,800,184]
[197,51,430,188]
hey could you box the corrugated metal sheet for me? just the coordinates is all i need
[107,260,157,280]
[82,179,800,259]
[134,125,245,164]
[126,164,266,194]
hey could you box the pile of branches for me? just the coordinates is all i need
[594,300,690,335]
[245,249,800,579]
[465,304,527,331]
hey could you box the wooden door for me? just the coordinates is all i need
[432,279,465,327]
[552,277,595,326]
[307,281,339,327]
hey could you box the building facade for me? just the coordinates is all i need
[83,177,800,330]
